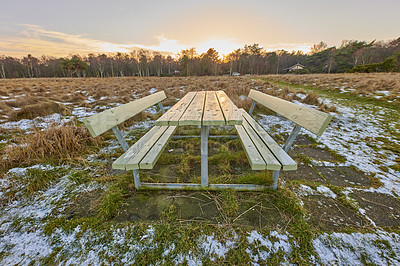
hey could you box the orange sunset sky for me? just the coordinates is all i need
[0,0,399,58]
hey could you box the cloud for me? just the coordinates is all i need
[0,24,312,58]
[0,24,139,57]
[0,25,242,57]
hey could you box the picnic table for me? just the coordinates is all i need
[84,89,332,191]
[155,91,242,188]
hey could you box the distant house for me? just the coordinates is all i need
[283,63,305,73]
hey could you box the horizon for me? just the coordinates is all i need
[1,0,400,58]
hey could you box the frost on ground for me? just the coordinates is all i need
[246,230,295,263]
[297,184,337,199]
[0,113,72,130]
[257,92,400,196]
[314,231,400,264]
[0,167,105,265]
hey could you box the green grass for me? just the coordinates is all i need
[68,170,93,185]
[2,167,68,203]
[236,171,273,185]
[40,184,318,264]
[97,173,134,220]
[24,168,67,195]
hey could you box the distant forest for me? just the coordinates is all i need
[1,38,400,78]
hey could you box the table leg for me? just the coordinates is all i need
[201,126,209,187]
[133,169,141,188]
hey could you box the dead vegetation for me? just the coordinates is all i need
[0,76,339,122]
[9,100,70,121]
[0,123,102,172]
[267,73,400,104]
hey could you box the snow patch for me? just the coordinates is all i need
[199,234,236,260]
[246,230,294,263]
[314,231,400,264]
[0,113,71,130]
[317,185,337,198]
[72,107,97,118]
[149,88,158,94]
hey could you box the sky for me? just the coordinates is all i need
[0,0,399,58]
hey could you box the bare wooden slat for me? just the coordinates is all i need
[139,126,177,169]
[215,91,242,125]
[112,126,161,170]
[83,91,166,137]
[203,91,225,126]
[179,91,206,126]
[235,125,266,170]
[122,126,169,170]
[248,89,333,136]
[242,119,281,170]
[155,92,196,126]
[241,109,297,170]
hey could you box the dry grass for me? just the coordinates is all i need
[0,123,102,172]
[9,100,70,121]
[266,73,400,104]
[0,76,341,122]
[0,76,258,118]
[301,93,320,105]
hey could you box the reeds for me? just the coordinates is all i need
[0,123,102,172]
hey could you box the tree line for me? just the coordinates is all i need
[1,37,399,79]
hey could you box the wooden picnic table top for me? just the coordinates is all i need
[156,91,242,126]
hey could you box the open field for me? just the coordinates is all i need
[267,73,400,105]
[0,74,399,264]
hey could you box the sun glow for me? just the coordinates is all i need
[196,39,242,56]
[140,36,243,57]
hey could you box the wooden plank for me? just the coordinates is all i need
[248,89,333,136]
[242,119,281,170]
[234,125,266,170]
[241,109,297,170]
[139,126,177,169]
[122,126,169,170]
[112,126,161,169]
[179,91,206,126]
[83,91,166,137]
[155,92,196,126]
[215,91,242,125]
[203,91,225,126]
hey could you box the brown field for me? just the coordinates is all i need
[267,73,400,104]
[0,75,339,123]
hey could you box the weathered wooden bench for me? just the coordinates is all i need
[236,89,333,189]
[83,91,174,188]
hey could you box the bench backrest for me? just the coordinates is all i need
[248,89,332,136]
[83,91,166,137]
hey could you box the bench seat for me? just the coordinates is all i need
[112,125,177,170]
[235,109,297,171]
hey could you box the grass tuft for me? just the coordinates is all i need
[0,123,102,172]
[301,93,320,105]
[9,100,70,121]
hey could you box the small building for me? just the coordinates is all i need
[283,63,305,73]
